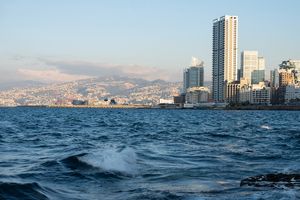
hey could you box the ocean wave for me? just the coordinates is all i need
[79,147,138,176]
[61,147,138,177]
[0,182,49,200]
[61,153,90,170]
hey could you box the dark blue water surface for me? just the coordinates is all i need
[0,108,299,200]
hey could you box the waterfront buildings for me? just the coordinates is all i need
[185,87,209,104]
[212,15,238,102]
[250,83,271,105]
[239,82,271,105]
[183,57,204,92]
[173,94,186,108]
[225,81,240,104]
[275,67,298,104]
[285,85,300,102]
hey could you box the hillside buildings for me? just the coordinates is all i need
[212,15,238,102]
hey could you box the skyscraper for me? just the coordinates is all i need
[183,57,204,93]
[241,51,258,83]
[241,51,265,84]
[212,15,238,102]
[252,56,265,84]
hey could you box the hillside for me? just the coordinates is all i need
[0,76,182,106]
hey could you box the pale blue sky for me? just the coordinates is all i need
[0,0,299,83]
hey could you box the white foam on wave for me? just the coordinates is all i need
[260,125,272,130]
[79,147,138,175]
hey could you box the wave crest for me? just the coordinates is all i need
[79,147,138,176]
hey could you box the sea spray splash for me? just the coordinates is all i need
[79,147,138,176]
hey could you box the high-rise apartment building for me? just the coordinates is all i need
[241,51,265,84]
[212,15,238,102]
[241,51,258,82]
[252,57,265,84]
[183,58,204,92]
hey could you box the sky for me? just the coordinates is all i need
[0,0,299,84]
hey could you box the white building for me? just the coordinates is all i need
[290,60,300,70]
[241,51,258,82]
[251,83,271,105]
[285,84,300,102]
[159,99,174,104]
[212,15,238,102]
[240,84,251,103]
[289,60,300,81]
[239,82,271,105]
[185,87,209,104]
[241,51,265,84]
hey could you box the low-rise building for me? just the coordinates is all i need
[285,84,300,103]
[251,83,271,105]
[185,87,209,104]
[225,81,240,104]
[239,82,271,105]
[240,84,251,104]
[159,99,174,104]
[173,94,185,107]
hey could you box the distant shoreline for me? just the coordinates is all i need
[1,105,300,110]
[225,105,300,110]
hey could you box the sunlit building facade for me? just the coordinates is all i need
[212,15,238,102]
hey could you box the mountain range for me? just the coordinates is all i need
[0,76,182,106]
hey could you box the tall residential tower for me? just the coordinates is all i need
[212,15,238,102]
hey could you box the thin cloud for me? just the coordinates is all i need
[40,59,179,81]
[18,68,92,83]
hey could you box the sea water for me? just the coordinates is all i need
[0,108,299,199]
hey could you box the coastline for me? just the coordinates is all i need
[1,104,300,110]
[225,105,300,110]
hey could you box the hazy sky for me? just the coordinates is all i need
[0,0,299,83]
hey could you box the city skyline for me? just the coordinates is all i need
[0,0,300,85]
